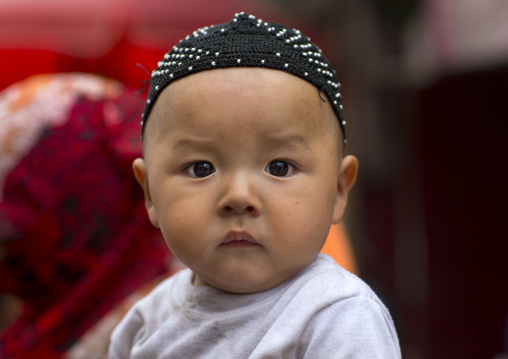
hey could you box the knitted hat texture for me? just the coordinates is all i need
[142,12,346,142]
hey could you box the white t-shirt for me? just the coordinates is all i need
[109,254,401,358]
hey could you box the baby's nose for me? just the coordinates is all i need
[217,174,260,216]
[220,204,256,215]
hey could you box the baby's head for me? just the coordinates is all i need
[134,13,358,293]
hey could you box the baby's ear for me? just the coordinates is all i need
[332,155,359,224]
[133,158,160,228]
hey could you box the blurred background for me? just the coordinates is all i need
[1,0,507,358]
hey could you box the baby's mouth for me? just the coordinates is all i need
[221,231,259,248]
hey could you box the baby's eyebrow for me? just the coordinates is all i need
[170,134,310,152]
[171,137,213,150]
[266,134,311,151]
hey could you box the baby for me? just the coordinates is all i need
[109,12,401,358]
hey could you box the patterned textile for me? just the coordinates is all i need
[0,74,169,358]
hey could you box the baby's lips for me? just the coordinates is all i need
[222,231,258,245]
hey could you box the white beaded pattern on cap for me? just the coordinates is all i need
[143,12,345,144]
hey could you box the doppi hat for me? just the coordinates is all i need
[142,12,346,143]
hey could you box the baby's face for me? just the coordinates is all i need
[135,68,357,293]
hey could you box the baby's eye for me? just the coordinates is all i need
[185,161,215,178]
[265,160,295,177]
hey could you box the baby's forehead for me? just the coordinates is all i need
[153,67,331,120]
[146,67,341,146]
[165,67,314,96]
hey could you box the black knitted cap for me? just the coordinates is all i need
[142,12,346,143]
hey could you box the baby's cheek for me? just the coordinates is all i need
[292,200,332,240]
[165,209,202,237]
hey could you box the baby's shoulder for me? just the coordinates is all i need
[121,268,192,324]
[290,255,401,357]
[297,254,379,302]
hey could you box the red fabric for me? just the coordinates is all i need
[0,89,168,357]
